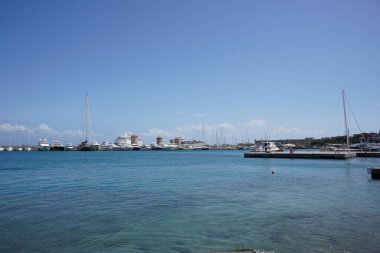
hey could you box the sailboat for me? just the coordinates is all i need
[325,90,352,152]
[77,94,93,151]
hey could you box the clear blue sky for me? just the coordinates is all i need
[1,0,379,145]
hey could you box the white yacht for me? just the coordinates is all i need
[6,146,14,151]
[0,146,4,151]
[38,139,50,151]
[65,143,74,151]
[100,141,117,151]
[114,134,133,151]
[90,140,101,151]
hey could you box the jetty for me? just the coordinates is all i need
[355,151,380,158]
[244,151,356,160]
[367,167,380,179]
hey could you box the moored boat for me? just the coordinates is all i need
[251,141,280,152]
[77,94,96,151]
[65,143,74,151]
[90,140,101,151]
[38,139,50,151]
[50,141,65,151]
[114,133,133,151]
[77,141,92,151]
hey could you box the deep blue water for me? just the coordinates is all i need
[0,150,379,253]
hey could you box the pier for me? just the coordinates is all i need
[367,167,380,179]
[355,151,380,158]
[244,151,357,159]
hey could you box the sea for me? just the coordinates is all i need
[0,150,379,253]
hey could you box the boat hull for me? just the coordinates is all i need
[38,146,50,151]
[50,146,65,151]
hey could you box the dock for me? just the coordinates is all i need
[367,167,380,179]
[244,151,356,159]
[355,151,380,158]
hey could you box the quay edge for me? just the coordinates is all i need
[355,151,380,158]
[367,167,380,179]
[244,151,356,160]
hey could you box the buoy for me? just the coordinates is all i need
[271,169,275,175]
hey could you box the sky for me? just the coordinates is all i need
[1,0,379,145]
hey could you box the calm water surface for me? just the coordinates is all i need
[0,150,379,253]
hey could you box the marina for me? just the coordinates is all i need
[1,1,379,252]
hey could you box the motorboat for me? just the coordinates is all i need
[50,141,65,151]
[65,143,74,151]
[100,141,117,151]
[251,141,280,152]
[38,139,50,151]
[91,140,101,151]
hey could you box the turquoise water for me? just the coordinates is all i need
[0,150,379,253]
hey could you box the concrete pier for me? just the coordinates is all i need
[355,151,380,158]
[244,151,356,159]
[367,167,380,179]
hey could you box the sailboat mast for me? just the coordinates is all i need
[202,123,205,143]
[85,94,89,142]
[342,90,349,148]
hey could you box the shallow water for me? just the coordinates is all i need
[0,150,379,252]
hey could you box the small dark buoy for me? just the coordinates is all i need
[271,169,275,175]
